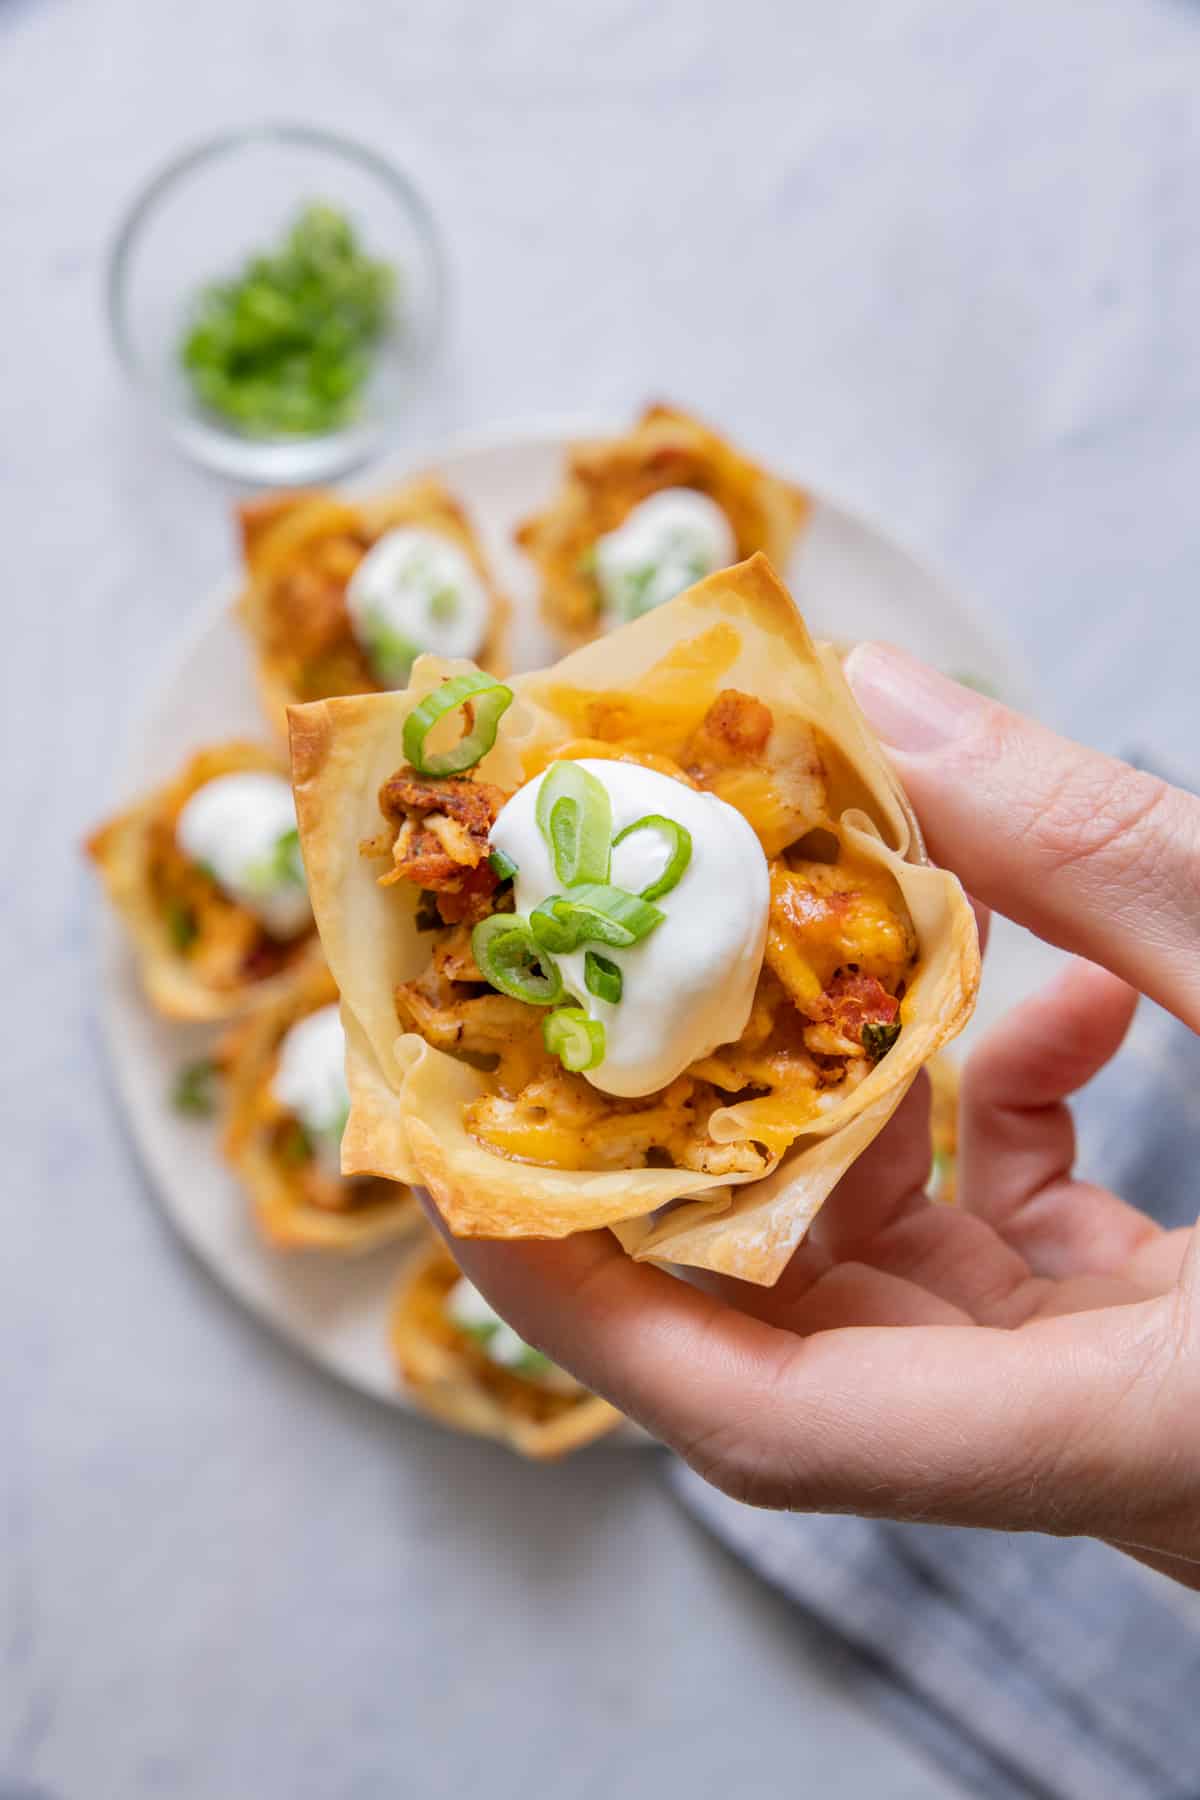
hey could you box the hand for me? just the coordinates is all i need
[427,648,1200,1585]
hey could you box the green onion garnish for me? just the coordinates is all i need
[529,883,664,953]
[246,828,306,898]
[471,914,564,1005]
[178,201,395,440]
[535,761,613,887]
[584,950,622,1004]
[543,1007,606,1072]
[273,826,306,889]
[279,1120,314,1165]
[165,899,198,951]
[614,562,661,621]
[459,1316,551,1377]
[403,674,514,777]
[171,1057,218,1117]
[862,1020,901,1063]
[488,848,518,883]
[366,616,421,688]
[612,813,692,902]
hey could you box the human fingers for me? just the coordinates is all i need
[844,644,1200,1029]
[959,957,1160,1278]
[426,1205,1187,1543]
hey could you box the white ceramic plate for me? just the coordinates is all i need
[98,422,1063,1414]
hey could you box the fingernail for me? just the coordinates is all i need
[843,643,988,752]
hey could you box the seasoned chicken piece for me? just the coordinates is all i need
[686,688,774,764]
[368,768,507,922]
[686,690,827,856]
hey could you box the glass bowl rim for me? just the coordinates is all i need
[106,119,448,404]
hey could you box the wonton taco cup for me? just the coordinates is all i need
[221,956,421,1253]
[88,740,318,1022]
[515,404,810,646]
[390,1231,623,1458]
[290,555,979,1286]
[238,477,509,738]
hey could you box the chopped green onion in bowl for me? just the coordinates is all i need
[178,201,397,438]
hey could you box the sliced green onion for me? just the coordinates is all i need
[459,1317,550,1378]
[279,1120,314,1165]
[273,826,306,889]
[403,673,514,777]
[529,883,664,952]
[612,814,692,901]
[171,1057,217,1116]
[488,848,518,882]
[166,899,197,951]
[243,827,306,898]
[613,562,661,622]
[535,761,612,886]
[584,950,622,1004]
[366,615,421,688]
[428,585,459,624]
[862,1019,901,1064]
[471,914,563,1005]
[528,897,578,955]
[543,1007,606,1072]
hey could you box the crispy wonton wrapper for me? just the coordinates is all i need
[515,403,810,644]
[290,555,979,1285]
[222,956,421,1253]
[238,478,510,738]
[87,740,318,1023]
[390,1231,623,1458]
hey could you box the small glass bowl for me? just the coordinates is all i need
[107,123,447,485]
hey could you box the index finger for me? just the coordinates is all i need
[844,644,1200,1030]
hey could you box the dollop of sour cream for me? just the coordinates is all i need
[594,488,736,621]
[175,772,310,940]
[447,1276,541,1370]
[271,1004,350,1169]
[346,527,489,682]
[490,759,769,1098]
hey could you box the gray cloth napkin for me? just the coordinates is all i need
[668,993,1200,1800]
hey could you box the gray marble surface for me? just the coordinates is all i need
[6,1,1200,1795]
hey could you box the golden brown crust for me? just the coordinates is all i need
[291,555,980,1285]
[389,1232,623,1458]
[87,740,318,1022]
[238,479,510,739]
[221,956,421,1253]
[516,404,811,645]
